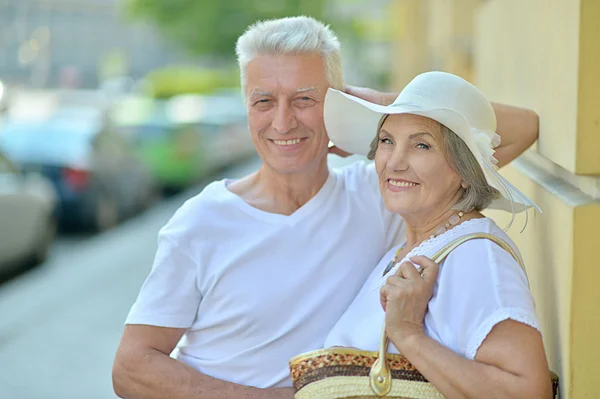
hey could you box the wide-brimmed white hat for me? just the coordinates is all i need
[324,71,540,214]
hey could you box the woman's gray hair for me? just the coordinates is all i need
[235,16,344,95]
[367,116,501,212]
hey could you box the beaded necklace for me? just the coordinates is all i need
[382,211,465,276]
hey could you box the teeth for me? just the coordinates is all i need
[273,139,301,145]
[389,180,418,187]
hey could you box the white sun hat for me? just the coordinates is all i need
[324,71,540,214]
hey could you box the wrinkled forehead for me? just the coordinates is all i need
[245,54,329,95]
[378,113,442,138]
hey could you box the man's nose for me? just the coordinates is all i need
[272,102,298,134]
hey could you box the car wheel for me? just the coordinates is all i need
[94,195,119,232]
[30,216,57,265]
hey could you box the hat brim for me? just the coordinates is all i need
[324,88,541,215]
[324,89,479,158]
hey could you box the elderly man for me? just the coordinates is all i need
[112,16,539,399]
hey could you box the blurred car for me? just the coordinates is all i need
[111,91,253,193]
[164,91,253,173]
[0,80,7,114]
[184,91,253,172]
[111,96,209,192]
[0,107,156,231]
[0,151,57,270]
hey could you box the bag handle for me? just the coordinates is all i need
[369,232,527,396]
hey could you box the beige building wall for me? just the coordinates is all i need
[390,1,600,397]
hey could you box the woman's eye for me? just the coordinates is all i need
[378,138,393,145]
[416,142,430,150]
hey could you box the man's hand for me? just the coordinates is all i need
[327,141,352,157]
[344,84,397,106]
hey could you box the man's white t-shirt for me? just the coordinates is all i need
[325,217,540,360]
[125,161,404,388]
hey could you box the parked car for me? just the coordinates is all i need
[0,151,57,270]
[165,91,253,173]
[0,80,7,114]
[181,91,253,172]
[0,106,156,231]
[111,96,209,192]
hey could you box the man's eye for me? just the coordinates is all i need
[294,97,316,108]
[253,99,271,106]
[295,96,316,102]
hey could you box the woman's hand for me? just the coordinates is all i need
[380,256,439,349]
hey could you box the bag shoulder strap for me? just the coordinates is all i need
[430,232,528,283]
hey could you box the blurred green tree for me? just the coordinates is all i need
[124,0,329,58]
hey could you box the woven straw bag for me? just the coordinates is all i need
[290,233,559,398]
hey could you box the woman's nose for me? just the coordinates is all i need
[386,148,409,172]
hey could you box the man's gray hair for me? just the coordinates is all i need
[235,16,344,94]
[367,117,501,212]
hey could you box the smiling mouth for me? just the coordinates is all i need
[388,179,419,188]
[270,138,305,146]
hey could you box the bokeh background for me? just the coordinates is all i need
[0,1,598,398]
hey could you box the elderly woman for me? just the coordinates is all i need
[290,72,553,398]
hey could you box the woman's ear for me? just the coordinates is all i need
[461,181,469,189]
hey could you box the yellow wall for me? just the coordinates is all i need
[390,0,428,90]
[485,168,575,396]
[390,0,600,397]
[571,204,600,397]
[576,0,600,174]
[476,2,600,395]
[475,0,580,172]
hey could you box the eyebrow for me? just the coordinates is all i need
[250,87,319,97]
[379,129,435,140]
[408,132,435,140]
[295,87,319,94]
[250,89,272,97]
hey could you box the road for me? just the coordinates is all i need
[0,154,363,399]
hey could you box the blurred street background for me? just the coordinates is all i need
[0,0,598,398]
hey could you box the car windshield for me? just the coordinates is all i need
[0,114,99,166]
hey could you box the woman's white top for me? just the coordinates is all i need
[324,217,540,360]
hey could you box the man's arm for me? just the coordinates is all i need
[112,325,294,399]
[343,85,539,167]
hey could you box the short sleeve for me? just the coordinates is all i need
[125,232,203,328]
[425,238,539,360]
[337,161,405,250]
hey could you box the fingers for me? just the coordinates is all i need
[410,256,439,284]
[328,145,352,158]
[379,285,388,311]
[343,84,381,104]
[394,261,422,280]
[343,84,364,96]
